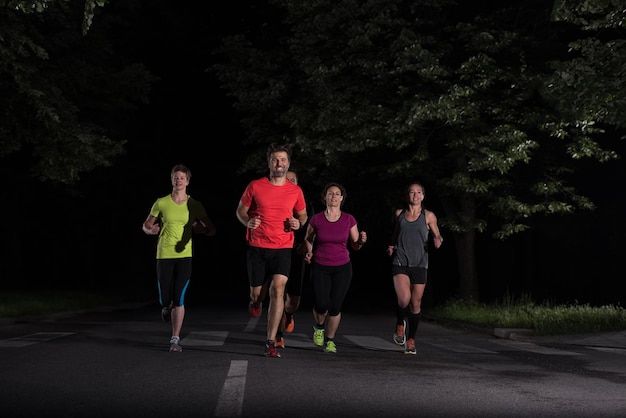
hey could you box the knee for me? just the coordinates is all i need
[410,302,422,314]
[271,285,286,300]
[314,305,328,315]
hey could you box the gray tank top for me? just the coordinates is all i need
[392,209,429,268]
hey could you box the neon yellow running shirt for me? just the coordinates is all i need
[149,194,208,259]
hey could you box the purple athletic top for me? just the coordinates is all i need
[309,211,357,266]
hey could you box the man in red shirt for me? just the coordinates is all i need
[236,143,308,357]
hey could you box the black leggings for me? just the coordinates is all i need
[311,261,352,316]
[156,258,192,307]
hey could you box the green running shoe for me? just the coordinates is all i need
[324,340,337,353]
[312,327,325,346]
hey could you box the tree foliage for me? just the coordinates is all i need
[549,0,626,130]
[0,0,155,184]
[215,0,620,300]
[1,0,106,34]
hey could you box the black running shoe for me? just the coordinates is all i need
[161,303,172,322]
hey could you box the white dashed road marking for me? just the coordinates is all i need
[214,360,247,417]
[181,331,228,347]
[344,335,404,351]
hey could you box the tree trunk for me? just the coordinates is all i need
[454,229,479,300]
[440,192,480,301]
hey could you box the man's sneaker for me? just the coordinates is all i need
[284,312,295,333]
[249,301,262,318]
[275,334,285,349]
[393,319,406,345]
[324,340,337,353]
[265,340,281,358]
[312,327,325,347]
[404,338,416,355]
[169,336,182,353]
[161,303,173,322]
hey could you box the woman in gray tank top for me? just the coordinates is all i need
[386,182,443,354]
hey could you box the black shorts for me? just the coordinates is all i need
[392,265,428,285]
[247,247,292,287]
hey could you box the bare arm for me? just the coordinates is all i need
[236,200,261,229]
[426,210,443,249]
[142,214,160,235]
[295,208,308,230]
[303,224,316,263]
[349,225,367,251]
[285,208,307,231]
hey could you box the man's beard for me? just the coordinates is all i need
[270,169,286,178]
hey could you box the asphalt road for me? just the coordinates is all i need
[1,302,625,417]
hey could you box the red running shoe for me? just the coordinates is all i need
[249,301,262,318]
[265,340,281,358]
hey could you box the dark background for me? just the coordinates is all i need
[3,1,624,311]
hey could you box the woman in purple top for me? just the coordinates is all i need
[304,182,367,353]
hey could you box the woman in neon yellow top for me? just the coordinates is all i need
[142,164,216,352]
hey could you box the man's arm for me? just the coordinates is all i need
[237,200,261,229]
[295,209,307,230]
[236,201,251,227]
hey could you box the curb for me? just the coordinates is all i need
[494,327,534,340]
[424,316,535,341]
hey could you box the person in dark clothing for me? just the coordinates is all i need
[275,170,314,348]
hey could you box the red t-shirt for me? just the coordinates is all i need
[240,177,307,249]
